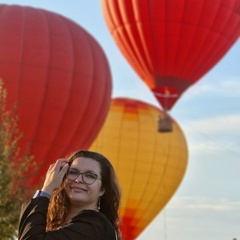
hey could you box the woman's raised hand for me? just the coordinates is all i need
[41,159,69,196]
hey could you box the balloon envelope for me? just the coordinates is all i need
[101,0,240,110]
[90,98,188,240]
[0,5,112,185]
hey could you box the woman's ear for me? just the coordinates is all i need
[99,187,105,196]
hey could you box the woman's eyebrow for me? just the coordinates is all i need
[70,167,97,174]
[69,167,79,171]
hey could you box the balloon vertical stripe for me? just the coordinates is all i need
[101,0,240,110]
[0,4,112,186]
[90,98,188,239]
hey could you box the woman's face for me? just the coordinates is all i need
[64,157,105,210]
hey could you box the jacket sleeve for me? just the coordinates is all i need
[18,197,115,240]
[18,197,50,240]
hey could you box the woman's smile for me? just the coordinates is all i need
[70,185,87,193]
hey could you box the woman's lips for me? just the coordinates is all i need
[70,186,87,192]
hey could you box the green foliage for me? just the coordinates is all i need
[0,80,38,240]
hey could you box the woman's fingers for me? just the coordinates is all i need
[48,164,55,171]
[48,159,68,172]
[60,160,69,170]
[59,162,69,177]
[42,159,69,194]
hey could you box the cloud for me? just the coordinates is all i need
[138,196,240,240]
[168,196,240,212]
[181,113,240,151]
[183,113,240,136]
[181,77,240,100]
[180,113,240,162]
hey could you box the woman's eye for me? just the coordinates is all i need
[68,170,79,176]
[84,173,97,179]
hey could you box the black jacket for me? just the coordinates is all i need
[18,197,116,240]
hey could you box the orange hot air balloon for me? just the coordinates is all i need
[0,5,112,185]
[101,0,240,110]
[89,98,188,240]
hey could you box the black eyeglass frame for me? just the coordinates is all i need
[66,168,102,185]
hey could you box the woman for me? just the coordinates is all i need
[18,150,122,240]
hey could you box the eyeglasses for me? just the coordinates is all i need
[66,168,101,185]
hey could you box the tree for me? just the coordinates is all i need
[0,79,38,240]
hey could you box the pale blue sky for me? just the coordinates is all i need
[1,1,240,239]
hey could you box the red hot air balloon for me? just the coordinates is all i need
[0,5,112,185]
[101,0,240,110]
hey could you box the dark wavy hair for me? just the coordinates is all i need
[46,150,122,239]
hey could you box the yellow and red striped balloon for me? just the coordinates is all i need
[90,98,188,240]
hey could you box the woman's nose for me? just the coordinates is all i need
[75,173,84,183]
